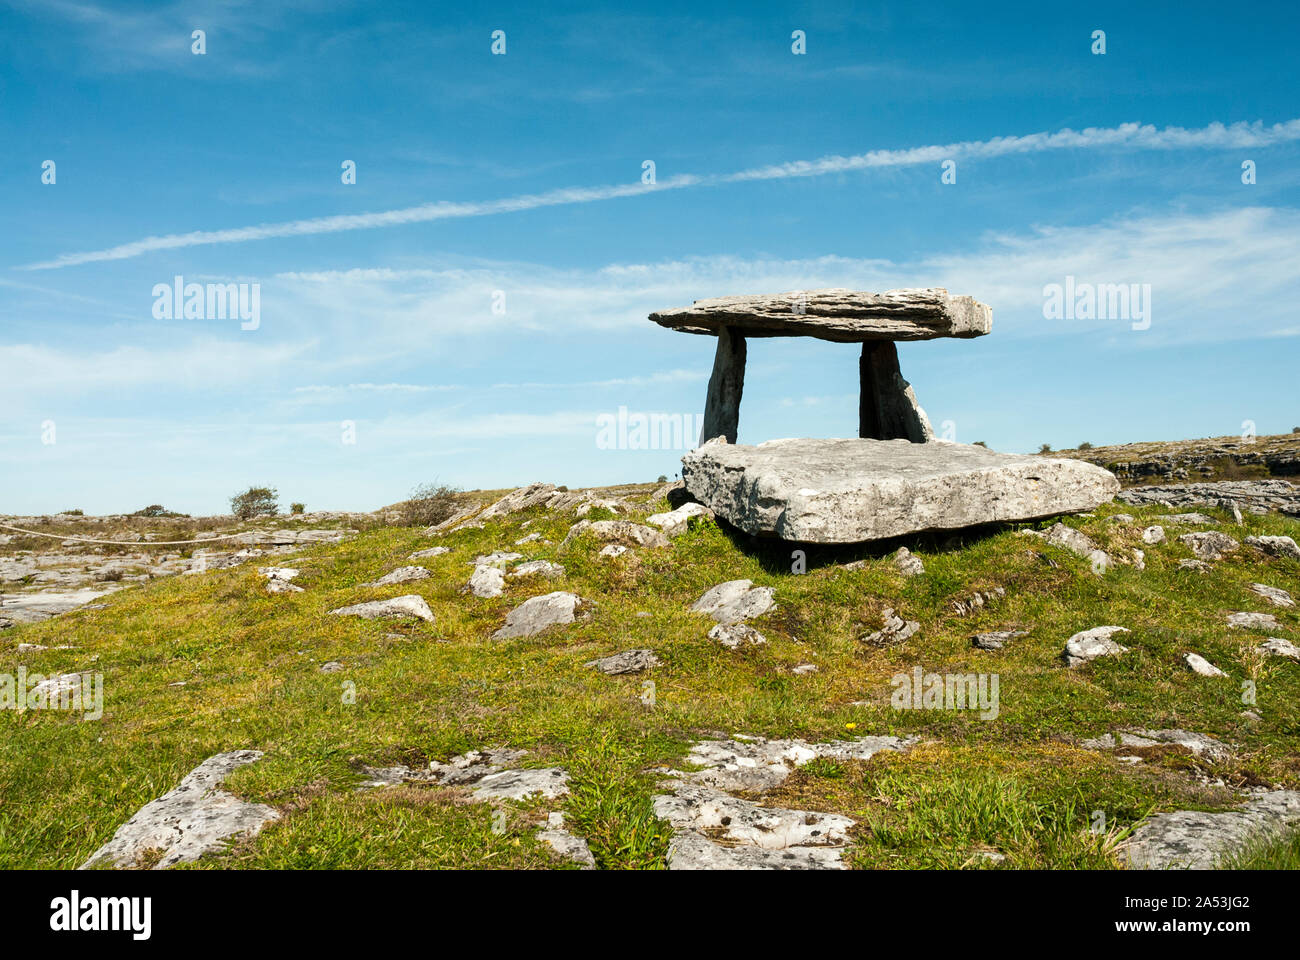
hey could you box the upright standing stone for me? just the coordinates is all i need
[859,342,934,442]
[700,325,746,444]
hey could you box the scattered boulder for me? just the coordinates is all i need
[1045,522,1111,572]
[708,622,767,649]
[1063,626,1129,667]
[537,812,595,868]
[1258,638,1300,660]
[1142,525,1166,545]
[598,544,628,559]
[561,520,670,549]
[671,735,914,794]
[329,595,435,623]
[466,565,505,599]
[951,587,1005,616]
[1227,611,1281,631]
[1184,652,1227,677]
[971,629,1028,651]
[509,560,564,579]
[585,649,659,675]
[691,580,775,623]
[471,552,523,569]
[1179,532,1239,561]
[1249,583,1294,608]
[514,532,543,545]
[319,661,344,673]
[409,546,450,559]
[1245,535,1300,560]
[1159,513,1217,525]
[1125,790,1300,870]
[1178,558,1211,572]
[861,608,920,647]
[575,499,622,517]
[479,483,559,520]
[80,751,279,869]
[644,502,715,538]
[493,592,585,639]
[366,565,431,587]
[893,547,925,576]
[791,663,818,675]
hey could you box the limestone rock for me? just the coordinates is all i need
[509,560,564,579]
[471,552,523,569]
[1045,522,1111,573]
[479,483,558,520]
[561,520,670,549]
[1159,512,1218,525]
[1125,791,1300,869]
[971,629,1028,651]
[80,751,279,869]
[473,768,570,801]
[367,565,431,587]
[1179,531,1239,561]
[1081,729,1232,762]
[1184,653,1227,677]
[266,578,304,594]
[674,736,914,794]
[655,783,854,851]
[1141,525,1166,545]
[537,813,596,868]
[1227,611,1281,631]
[645,502,715,538]
[1063,626,1129,667]
[1178,558,1211,572]
[409,546,450,559]
[1249,583,1294,608]
[1258,638,1300,660]
[681,438,1119,544]
[1245,535,1300,560]
[708,622,767,649]
[894,546,925,576]
[598,544,627,559]
[585,649,659,675]
[650,287,992,342]
[466,565,505,599]
[862,608,920,647]
[329,595,434,623]
[691,580,775,623]
[493,591,584,639]
[319,661,344,673]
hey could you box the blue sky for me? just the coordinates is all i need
[1,0,1297,515]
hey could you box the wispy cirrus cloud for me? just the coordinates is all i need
[21,118,1300,271]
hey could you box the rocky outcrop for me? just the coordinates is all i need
[80,750,279,869]
[682,438,1119,543]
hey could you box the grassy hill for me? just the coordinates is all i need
[2,480,1299,869]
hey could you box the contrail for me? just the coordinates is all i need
[20,118,1300,271]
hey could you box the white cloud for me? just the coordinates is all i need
[23,118,1300,269]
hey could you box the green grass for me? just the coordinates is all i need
[1220,826,1300,869]
[2,494,1298,869]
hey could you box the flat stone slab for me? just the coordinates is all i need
[650,287,991,342]
[682,438,1120,543]
[81,750,279,869]
[1125,790,1300,869]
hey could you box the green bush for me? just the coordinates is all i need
[290,502,306,515]
[230,486,279,520]
[400,483,461,527]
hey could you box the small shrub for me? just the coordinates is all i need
[1293,427,1300,434]
[131,504,187,518]
[230,486,279,520]
[60,508,84,516]
[972,441,987,448]
[656,475,668,483]
[290,502,306,515]
[1078,441,1094,451]
[400,483,461,527]
[1038,444,1053,454]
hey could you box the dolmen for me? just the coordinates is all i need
[650,288,1118,544]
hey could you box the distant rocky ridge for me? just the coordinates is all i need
[1057,432,1300,485]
